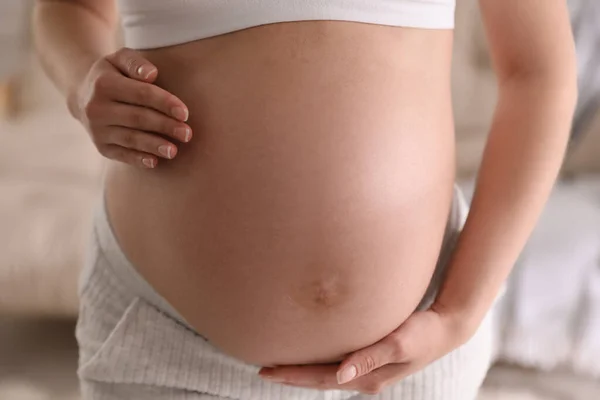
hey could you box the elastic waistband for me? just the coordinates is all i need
[416,184,468,310]
[91,197,191,328]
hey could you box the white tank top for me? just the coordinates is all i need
[117,0,456,50]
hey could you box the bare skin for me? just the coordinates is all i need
[35,0,454,365]
[34,0,576,394]
[105,23,455,366]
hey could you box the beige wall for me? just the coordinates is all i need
[0,1,32,79]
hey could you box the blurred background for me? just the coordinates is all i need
[1,1,599,399]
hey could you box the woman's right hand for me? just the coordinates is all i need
[68,48,192,169]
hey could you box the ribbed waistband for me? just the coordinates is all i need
[90,196,192,329]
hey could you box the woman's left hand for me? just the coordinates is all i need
[259,305,476,395]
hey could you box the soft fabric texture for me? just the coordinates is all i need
[569,0,600,140]
[116,0,456,49]
[76,187,493,400]
[500,179,600,377]
[460,177,600,378]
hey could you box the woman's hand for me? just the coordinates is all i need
[69,47,192,169]
[259,305,476,395]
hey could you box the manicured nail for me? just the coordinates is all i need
[142,158,155,168]
[175,127,191,142]
[136,65,155,79]
[158,145,173,159]
[337,365,357,384]
[171,107,189,122]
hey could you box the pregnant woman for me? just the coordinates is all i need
[34,1,576,399]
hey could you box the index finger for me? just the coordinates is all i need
[109,75,189,122]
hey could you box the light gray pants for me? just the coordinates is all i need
[76,186,493,400]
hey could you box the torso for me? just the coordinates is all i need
[105,21,455,366]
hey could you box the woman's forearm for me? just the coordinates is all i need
[435,74,577,328]
[33,1,118,100]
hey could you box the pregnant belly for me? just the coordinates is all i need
[104,22,456,366]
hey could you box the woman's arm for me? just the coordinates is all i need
[434,0,578,328]
[33,0,118,102]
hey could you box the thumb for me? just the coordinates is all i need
[336,335,401,384]
[106,48,158,82]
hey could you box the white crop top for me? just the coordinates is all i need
[117,0,456,50]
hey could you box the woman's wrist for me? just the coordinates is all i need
[65,54,103,120]
[430,301,485,346]
[430,276,500,343]
[66,84,83,120]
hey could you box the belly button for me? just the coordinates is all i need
[314,286,338,308]
[293,275,348,310]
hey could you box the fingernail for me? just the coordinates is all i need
[175,127,191,142]
[171,107,189,122]
[142,158,155,168]
[136,65,155,79]
[337,365,357,385]
[158,145,173,159]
